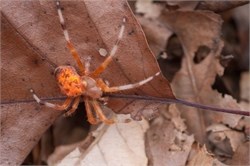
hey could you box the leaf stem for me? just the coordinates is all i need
[105,94,250,116]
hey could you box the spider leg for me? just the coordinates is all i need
[91,100,114,124]
[64,96,80,117]
[84,98,98,124]
[30,89,73,110]
[84,56,91,75]
[97,72,160,93]
[90,18,126,78]
[56,0,85,75]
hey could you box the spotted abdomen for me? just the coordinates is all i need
[54,66,86,97]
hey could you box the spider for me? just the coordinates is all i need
[30,0,160,124]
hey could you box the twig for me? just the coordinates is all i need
[2,94,249,116]
[105,93,250,116]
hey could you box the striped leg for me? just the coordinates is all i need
[30,89,73,110]
[85,99,98,124]
[84,56,91,75]
[97,72,160,93]
[64,96,80,116]
[91,100,114,124]
[56,0,85,75]
[90,18,126,78]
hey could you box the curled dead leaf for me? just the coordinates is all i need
[160,10,245,143]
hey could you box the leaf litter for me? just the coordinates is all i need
[136,1,249,165]
[1,0,174,165]
[161,10,245,143]
[1,0,249,165]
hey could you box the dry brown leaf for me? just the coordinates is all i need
[196,1,249,13]
[232,4,249,70]
[238,72,250,135]
[240,72,250,101]
[160,10,245,143]
[137,16,173,57]
[1,0,175,164]
[49,114,149,166]
[165,1,199,11]
[1,0,174,111]
[230,141,250,165]
[135,1,198,57]
[135,0,198,18]
[135,0,164,19]
[146,104,194,166]
[187,146,226,166]
[206,124,245,156]
[0,103,61,165]
[169,104,187,132]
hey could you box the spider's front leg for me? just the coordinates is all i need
[56,0,86,76]
[30,89,73,111]
[96,72,160,93]
[90,17,126,78]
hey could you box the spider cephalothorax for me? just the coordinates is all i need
[31,0,160,124]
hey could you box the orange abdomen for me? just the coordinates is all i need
[55,66,86,97]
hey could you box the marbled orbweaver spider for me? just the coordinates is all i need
[30,0,160,124]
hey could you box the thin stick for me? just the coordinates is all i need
[105,94,250,116]
[2,93,249,116]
